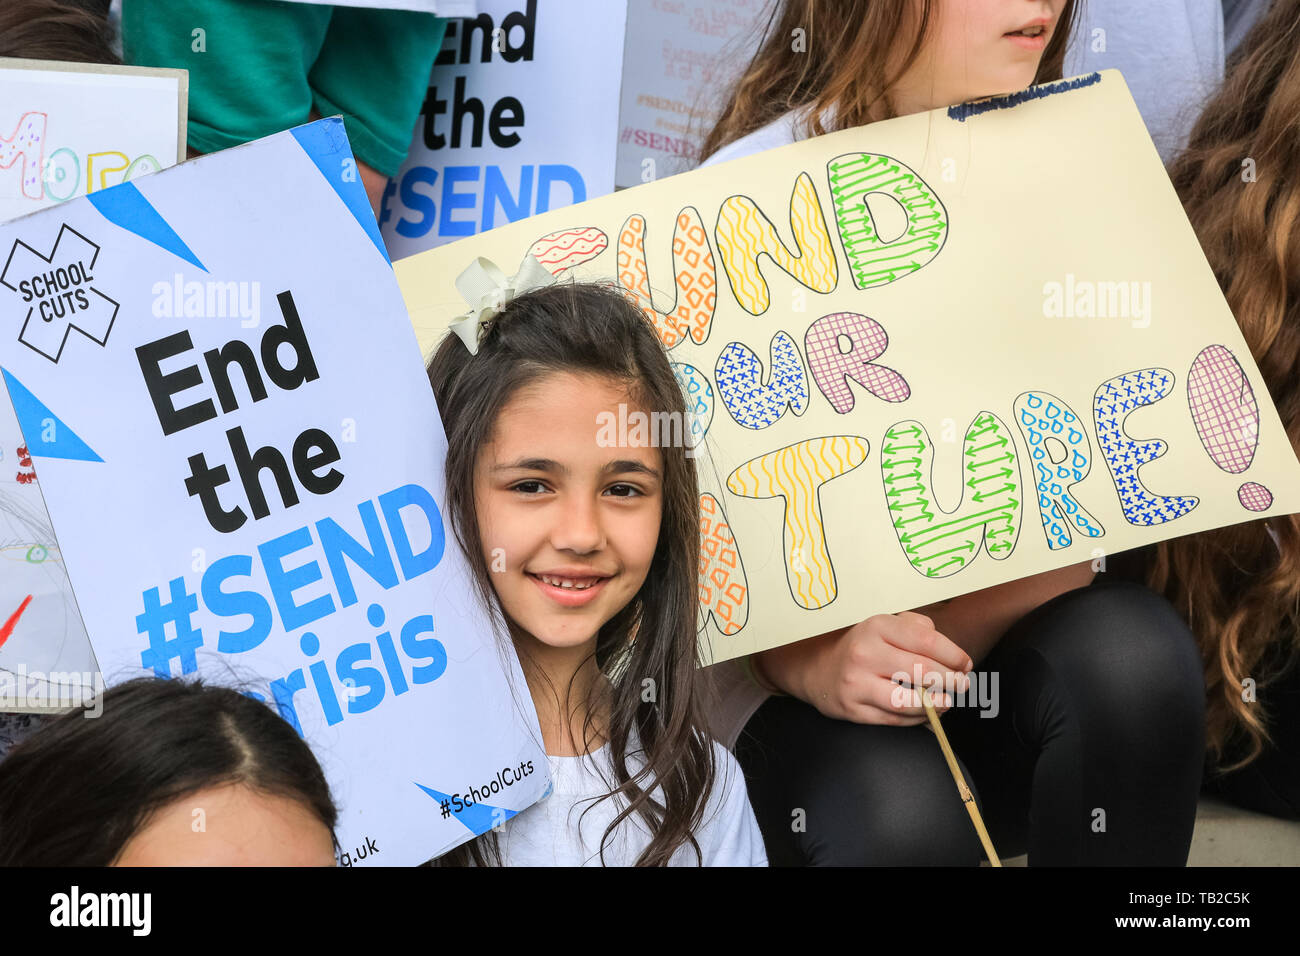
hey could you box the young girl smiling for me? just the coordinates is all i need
[426,279,765,866]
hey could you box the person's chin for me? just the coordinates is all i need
[527,624,600,651]
[972,73,1040,103]
[516,604,603,648]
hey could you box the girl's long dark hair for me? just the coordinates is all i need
[426,282,714,866]
[699,0,1079,161]
[0,677,338,865]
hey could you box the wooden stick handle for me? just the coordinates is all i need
[920,685,1002,867]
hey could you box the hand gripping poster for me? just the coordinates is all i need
[395,72,1300,666]
[0,118,549,863]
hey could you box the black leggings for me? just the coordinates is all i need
[733,579,1206,865]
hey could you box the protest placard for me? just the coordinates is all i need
[396,71,1300,666]
[0,117,549,862]
[380,0,627,258]
[0,58,186,222]
[1,57,187,711]
[615,0,768,188]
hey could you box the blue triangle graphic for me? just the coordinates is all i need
[87,182,207,272]
[290,118,390,265]
[1,368,103,462]
[414,783,520,837]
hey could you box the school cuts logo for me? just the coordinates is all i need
[1,224,119,363]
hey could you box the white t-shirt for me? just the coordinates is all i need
[499,738,767,866]
[701,109,810,170]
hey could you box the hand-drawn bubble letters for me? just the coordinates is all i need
[522,142,1272,630]
[2,109,163,205]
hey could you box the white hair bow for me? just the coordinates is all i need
[447,253,556,355]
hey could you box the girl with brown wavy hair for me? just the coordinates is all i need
[1158,0,1300,818]
[426,281,765,865]
[698,0,1211,866]
[701,0,1074,162]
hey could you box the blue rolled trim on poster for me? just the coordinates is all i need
[86,183,207,272]
[1,368,102,463]
[947,73,1103,122]
[414,782,520,836]
[291,118,391,265]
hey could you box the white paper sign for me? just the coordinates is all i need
[0,436,96,708]
[0,118,549,864]
[615,0,769,188]
[0,58,185,223]
[1,58,186,711]
[380,0,626,258]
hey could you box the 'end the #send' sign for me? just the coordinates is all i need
[396,71,1300,666]
[0,118,550,865]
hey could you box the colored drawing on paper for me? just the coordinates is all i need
[1013,391,1105,549]
[715,332,809,430]
[617,208,717,348]
[715,172,838,315]
[1188,346,1260,472]
[87,151,130,192]
[804,311,910,413]
[0,595,33,650]
[1187,345,1272,510]
[122,153,164,182]
[727,436,869,610]
[882,414,1022,578]
[698,493,748,635]
[528,226,608,276]
[15,444,35,485]
[946,73,1102,121]
[1,111,47,200]
[672,362,714,449]
[1094,368,1199,526]
[826,152,949,290]
[0,487,59,564]
[1238,482,1273,511]
[2,111,169,205]
[0,483,94,695]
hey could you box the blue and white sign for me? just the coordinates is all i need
[380,0,626,259]
[0,118,549,864]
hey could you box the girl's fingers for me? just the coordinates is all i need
[837,643,968,715]
[838,670,954,718]
[874,679,953,717]
[843,698,931,727]
[873,644,971,697]
[882,612,974,673]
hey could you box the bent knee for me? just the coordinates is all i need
[1018,581,1206,734]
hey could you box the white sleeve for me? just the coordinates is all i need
[691,742,768,867]
[697,111,804,169]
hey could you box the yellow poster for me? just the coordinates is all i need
[396,71,1300,665]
